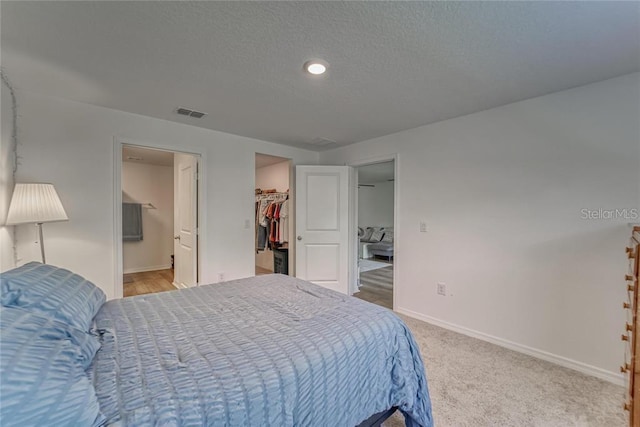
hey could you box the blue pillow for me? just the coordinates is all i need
[1,262,106,332]
[2,305,101,369]
[0,306,105,426]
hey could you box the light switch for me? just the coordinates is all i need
[420,221,428,233]
[244,219,251,229]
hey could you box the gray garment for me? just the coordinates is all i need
[257,225,268,251]
[123,203,143,241]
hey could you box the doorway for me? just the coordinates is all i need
[120,145,199,297]
[353,160,395,309]
[255,153,291,276]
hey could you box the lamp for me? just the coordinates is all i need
[6,183,69,264]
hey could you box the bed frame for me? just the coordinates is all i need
[357,407,398,427]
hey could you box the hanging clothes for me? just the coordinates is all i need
[258,199,270,227]
[273,203,281,242]
[255,200,261,252]
[279,199,289,244]
[255,192,288,252]
[257,225,268,251]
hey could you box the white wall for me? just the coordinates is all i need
[255,160,290,272]
[0,79,16,271]
[256,160,290,194]
[10,89,318,300]
[122,161,174,273]
[321,73,640,380]
[358,181,394,228]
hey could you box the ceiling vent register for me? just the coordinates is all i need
[176,107,207,118]
[307,138,337,147]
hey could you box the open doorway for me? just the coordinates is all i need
[353,160,395,309]
[121,145,199,297]
[255,153,291,276]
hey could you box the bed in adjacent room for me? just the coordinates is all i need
[0,263,432,427]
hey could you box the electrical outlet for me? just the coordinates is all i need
[218,273,225,282]
[437,282,446,296]
[420,221,428,233]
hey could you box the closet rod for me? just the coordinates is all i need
[256,192,288,201]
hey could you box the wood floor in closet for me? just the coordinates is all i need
[123,269,176,297]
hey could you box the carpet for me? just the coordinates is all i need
[382,314,625,426]
[359,259,390,273]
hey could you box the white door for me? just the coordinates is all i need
[174,153,198,288]
[295,165,350,294]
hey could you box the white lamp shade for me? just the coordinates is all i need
[6,183,69,225]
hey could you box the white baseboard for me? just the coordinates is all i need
[173,281,188,289]
[395,307,624,386]
[123,264,172,274]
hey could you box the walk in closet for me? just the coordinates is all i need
[255,154,291,275]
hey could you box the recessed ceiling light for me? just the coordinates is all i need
[304,59,328,76]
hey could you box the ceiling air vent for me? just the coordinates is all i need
[176,107,207,118]
[307,137,337,147]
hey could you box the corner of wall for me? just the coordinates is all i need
[0,71,17,271]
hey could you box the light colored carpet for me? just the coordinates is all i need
[382,314,626,427]
[359,259,390,273]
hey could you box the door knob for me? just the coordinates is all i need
[297,236,302,241]
[174,235,181,240]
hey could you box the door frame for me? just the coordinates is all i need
[113,137,205,299]
[254,153,295,276]
[348,154,398,310]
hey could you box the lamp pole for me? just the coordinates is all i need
[36,222,46,264]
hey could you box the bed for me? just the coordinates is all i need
[0,262,433,427]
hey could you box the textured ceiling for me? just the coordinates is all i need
[2,1,638,151]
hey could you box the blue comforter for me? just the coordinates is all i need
[89,274,432,426]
